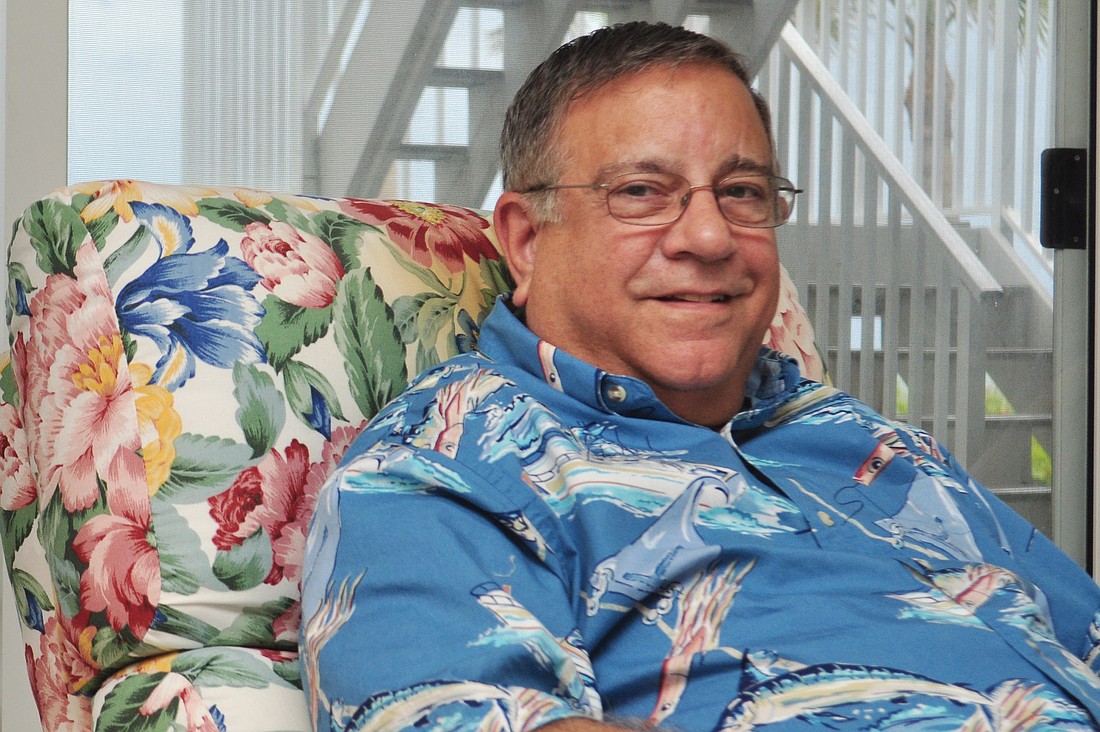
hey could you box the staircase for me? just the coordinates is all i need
[301,1,1059,534]
[303,0,801,205]
[812,281,1055,532]
[762,8,1058,535]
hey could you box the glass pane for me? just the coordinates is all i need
[768,1,1059,538]
[67,0,1068,542]
[68,0,183,183]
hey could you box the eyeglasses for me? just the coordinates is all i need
[523,172,802,228]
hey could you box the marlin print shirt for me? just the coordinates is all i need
[301,298,1100,731]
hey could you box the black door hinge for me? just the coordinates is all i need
[1040,147,1088,250]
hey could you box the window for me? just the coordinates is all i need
[61,0,1086,553]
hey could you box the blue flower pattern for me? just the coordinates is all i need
[116,202,266,388]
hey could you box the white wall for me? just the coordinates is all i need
[1,585,33,729]
[2,2,67,729]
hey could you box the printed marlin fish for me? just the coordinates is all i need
[303,574,363,726]
[649,559,756,725]
[412,370,508,457]
[1084,613,1100,670]
[340,443,469,495]
[716,663,989,731]
[333,681,589,732]
[586,476,729,615]
[477,394,737,518]
[333,680,514,731]
[472,582,600,711]
[892,560,1024,620]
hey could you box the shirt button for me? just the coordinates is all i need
[606,384,628,403]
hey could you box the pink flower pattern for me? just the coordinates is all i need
[0,402,35,511]
[240,221,345,308]
[1,184,526,731]
[766,268,824,382]
[12,242,147,513]
[0,182,825,730]
[72,495,160,637]
[28,617,97,731]
[140,672,221,732]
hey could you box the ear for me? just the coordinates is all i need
[493,191,540,307]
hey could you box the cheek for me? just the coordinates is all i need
[750,247,782,311]
[753,240,781,278]
[578,242,650,291]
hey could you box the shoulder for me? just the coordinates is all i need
[319,353,574,564]
[374,353,533,435]
[338,350,572,486]
[766,385,957,467]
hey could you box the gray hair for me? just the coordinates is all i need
[500,21,776,222]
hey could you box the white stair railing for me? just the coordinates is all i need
[787,0,1055,236]
[761,23,1005,475]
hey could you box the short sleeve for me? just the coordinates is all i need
[300,443,603,731]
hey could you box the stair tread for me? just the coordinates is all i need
[899,413,1052,423]
[431,66,503,85]
[828,346,1052,355]
[990,485,1052,496]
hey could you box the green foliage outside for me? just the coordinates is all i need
[894,375,1051,486]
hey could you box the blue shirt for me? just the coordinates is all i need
[301,298,1100,731]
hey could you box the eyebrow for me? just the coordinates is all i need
[594,154,775,181]
[720,155,775,177]
[593,160,667,180]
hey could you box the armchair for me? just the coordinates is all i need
[0,180,822,731]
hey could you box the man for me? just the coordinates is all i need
[301,22,1100,731]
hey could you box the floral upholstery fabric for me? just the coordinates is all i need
[0,179,822,731]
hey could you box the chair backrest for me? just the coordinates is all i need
[0,179,822,730]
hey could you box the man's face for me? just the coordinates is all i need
[500,63,781,427]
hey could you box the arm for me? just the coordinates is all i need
[939,449,1100,663]
[301,442,601,732]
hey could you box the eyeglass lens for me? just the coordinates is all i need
[605,172,795,227]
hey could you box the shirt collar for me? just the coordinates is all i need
[729,348,806,429]
[477,295,804,428]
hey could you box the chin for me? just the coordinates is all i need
[650,366,735,396]
[647,345,755,390]
[651,348,739,381]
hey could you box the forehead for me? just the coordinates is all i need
[555,63,773,177]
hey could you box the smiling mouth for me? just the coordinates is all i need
[659,294,730,303]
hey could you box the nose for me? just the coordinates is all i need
[660,186,737,261]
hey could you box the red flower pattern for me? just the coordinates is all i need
[209,424,365,587]
[339,198,498,273]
